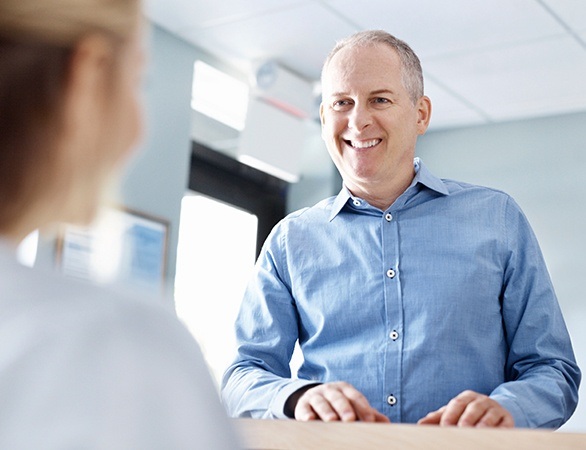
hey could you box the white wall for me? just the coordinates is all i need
[287,120,339,213]
[417,111,586,432]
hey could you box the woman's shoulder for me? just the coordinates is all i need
[0,248,187,348]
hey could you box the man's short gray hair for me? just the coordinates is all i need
[322,30,424,104]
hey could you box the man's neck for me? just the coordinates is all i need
[345,171,415,211]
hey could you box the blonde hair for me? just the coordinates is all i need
[0,0,139,233]
[0,0,139,45]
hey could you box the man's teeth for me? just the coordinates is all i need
[348,139,381,149]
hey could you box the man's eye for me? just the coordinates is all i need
[373,97,390,104]
[333,100,352,109]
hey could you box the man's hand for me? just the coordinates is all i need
[417,390,514,428]
[293,381,390,423]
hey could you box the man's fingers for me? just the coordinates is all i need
[297,388,343,421]
[474,402,514,428]
[337,383,379,422]
[322,385,359,421]
[440,391,474,426]
[294,406,318,421]
[294,392,320,421]
[456,392,514,428]
[294,382,389,423]
[417,407,445,425]
[497,413,515,428]
[296,382,358,422]
[457,395,491,426]
[373,411,392,423]
[418,391,514,428]
[472,406,504,427]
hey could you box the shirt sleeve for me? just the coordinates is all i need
[490,196,581,428]
[221,222,317,419]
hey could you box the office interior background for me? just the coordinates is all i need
[27,0,586,432]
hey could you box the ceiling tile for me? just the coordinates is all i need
[144,0,310,33]
[324,0,566,58]
[424,77,488,130]
[541,0,586,34]
[178,2,357,80]
[424,35,586,122]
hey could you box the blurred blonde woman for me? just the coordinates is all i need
[0,1,240,448]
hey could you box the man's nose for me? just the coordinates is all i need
[348,103,373,131]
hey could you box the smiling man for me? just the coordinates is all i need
[320,35,430,212]
[221,30,580,428]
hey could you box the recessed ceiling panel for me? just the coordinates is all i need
[424,77,488,130]
[179,2,357,80]
[144,0,309,32]
[542,0,586,34]
[424,35,586,122]
[324,0,565,58]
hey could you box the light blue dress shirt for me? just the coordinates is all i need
[221,158,580,428]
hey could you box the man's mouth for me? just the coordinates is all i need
[343,139,382,149]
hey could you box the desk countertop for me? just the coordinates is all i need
[234,418,586,449]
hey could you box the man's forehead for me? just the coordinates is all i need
[324,44,399,75]
[321,45,402,96]
[327,43,399,67]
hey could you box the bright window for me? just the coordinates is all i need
[174,193,258,387]
[191,60,249,131]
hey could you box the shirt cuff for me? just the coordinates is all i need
[490,394,529,428]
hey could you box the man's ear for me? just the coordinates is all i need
[319,102,327,140]
[416,95,432,135]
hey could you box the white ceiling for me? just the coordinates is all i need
[145,0,586,131]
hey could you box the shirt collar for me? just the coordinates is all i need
[412,157,450,197]
[329,188,353,221]
[328,157,450,221]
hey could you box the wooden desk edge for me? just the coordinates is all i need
[234,418,586,450]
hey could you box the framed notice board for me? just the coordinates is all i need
[56,206,169,292]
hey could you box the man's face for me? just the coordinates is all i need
[320,43,430,197]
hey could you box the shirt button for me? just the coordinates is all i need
[386,268,396,278]
[387,395,397,406]
[353,199,361,206]
[390,330,399,340]
[385,213,392,222]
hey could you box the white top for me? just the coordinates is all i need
[0,241,241,449]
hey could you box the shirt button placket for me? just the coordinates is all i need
[382,209,400,419]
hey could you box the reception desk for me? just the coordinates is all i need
[234,418,586,449]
